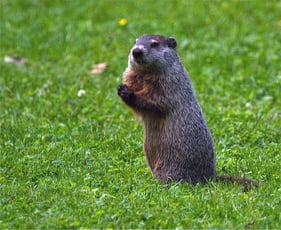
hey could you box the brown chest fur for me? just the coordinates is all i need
[123,68,162,117]
[124,69,156,94]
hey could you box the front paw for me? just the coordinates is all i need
[117,84,134,103]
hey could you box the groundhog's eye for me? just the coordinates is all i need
[150,41,159,48]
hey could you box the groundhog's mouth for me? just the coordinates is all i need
[135,59,146,65]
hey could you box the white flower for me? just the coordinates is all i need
[77,89,86,97]
[245,102,252,108]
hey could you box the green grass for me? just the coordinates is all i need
[1,0,281,228]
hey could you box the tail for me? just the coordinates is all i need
[216,175,259,192]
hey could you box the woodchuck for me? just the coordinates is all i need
[118,34,258,188]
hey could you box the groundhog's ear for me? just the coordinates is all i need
[166,37,177,49]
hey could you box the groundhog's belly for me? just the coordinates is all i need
[143,118,216,183]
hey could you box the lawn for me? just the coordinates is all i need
[0,0,281,228]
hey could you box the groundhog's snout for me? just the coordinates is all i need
[132,46,144,63]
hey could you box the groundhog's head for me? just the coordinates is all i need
[129,34,178,72]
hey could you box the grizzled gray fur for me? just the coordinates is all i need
[118,34,216,184]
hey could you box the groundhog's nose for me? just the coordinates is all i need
[132,47,143,59]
